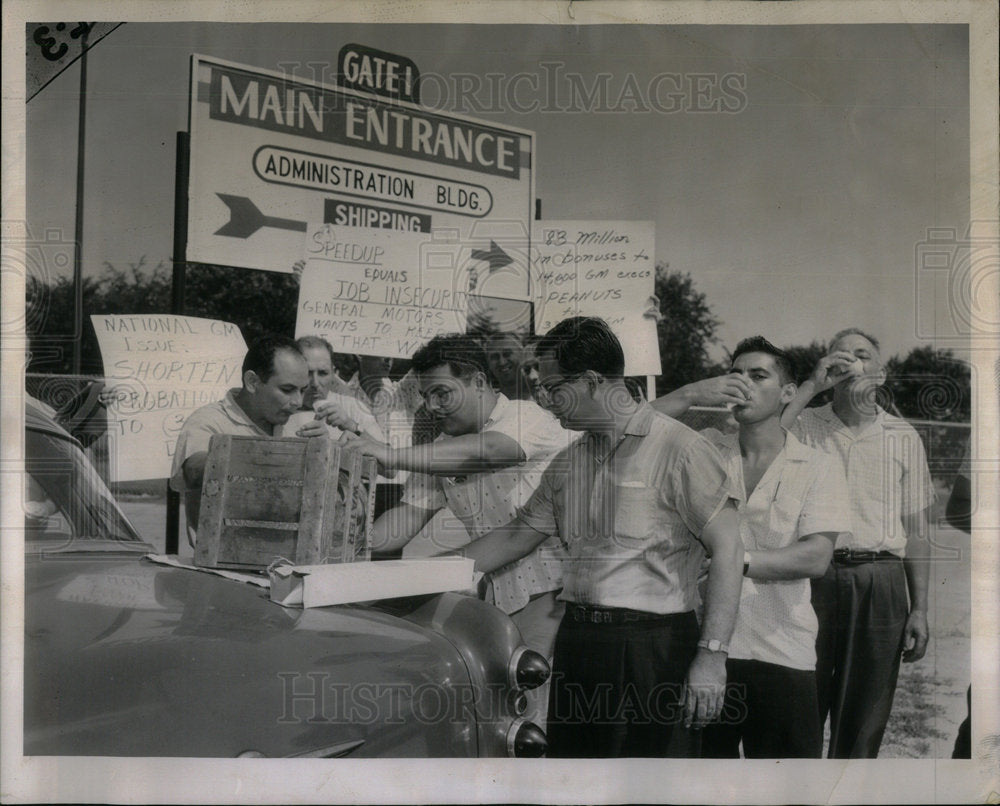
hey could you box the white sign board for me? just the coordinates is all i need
[187,55,535,301]
[91,314,246,481]
[295,223,467,359]
[532,221,660,376]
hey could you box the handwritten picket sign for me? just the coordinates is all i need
[532,221,660,376]
[295,223,468,359]
[91,314,246,481]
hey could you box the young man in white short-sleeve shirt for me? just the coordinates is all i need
[655,336,851,757]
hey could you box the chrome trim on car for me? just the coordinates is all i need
[238,739,367,758]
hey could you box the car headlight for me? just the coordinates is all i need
[506,718,548,758]
[508,645,550,690]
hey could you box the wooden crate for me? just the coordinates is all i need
[194,434,377,571]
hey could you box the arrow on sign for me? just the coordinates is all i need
[470,241,514,273]
[214,194,308,238]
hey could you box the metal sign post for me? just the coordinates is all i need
[165,131,190,555]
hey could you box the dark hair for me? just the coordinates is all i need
[731,336,794,385]
[295,335,336,366]
[242,334,302,383]
[536,317,625,378]
[831,327,881,353]
[411,333,490,380]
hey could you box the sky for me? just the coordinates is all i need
[24,20,970,365]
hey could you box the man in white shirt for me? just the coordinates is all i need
[341,333,576,725]
[170,335,313,542]
[654,336,850,757]
[777,328,934,758]
[291,336,384,440]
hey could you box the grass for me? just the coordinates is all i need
[880,666,951,758]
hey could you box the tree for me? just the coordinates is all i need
[653,264,724,395]
[783,340,828,386]
[26,272,100,373]
[27,257,172,375]
[782,340,833,408]
[884,346,971,423]
[26,257,300,375]
[182,262,299,346]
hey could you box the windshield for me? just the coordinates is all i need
[25,426,146,550]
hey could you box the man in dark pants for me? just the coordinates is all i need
[654,337,850,757]
[458,317,744,757]
[946,445,971,759]
[780,328,933,758]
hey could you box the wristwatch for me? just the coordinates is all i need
[697,638,729,654]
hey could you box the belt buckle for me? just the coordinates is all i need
[582,609,611,624]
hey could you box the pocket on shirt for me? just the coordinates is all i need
[763,497,800,549]
[763,476,813,549]
[610,483,658,548]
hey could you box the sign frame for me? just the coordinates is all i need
[185,53,536,304]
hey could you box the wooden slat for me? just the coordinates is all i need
[194,433,232,568]
[220,482,302,523]
[222,437,308,480]
[216,526,297,567]
[295,437,336,564]
[223,519,299,529]
[194,434,375,570]
[357,456,378,561]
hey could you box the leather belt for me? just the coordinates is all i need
[568,604,675,624]
[833,549,900,564]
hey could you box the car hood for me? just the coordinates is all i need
[25,552,479,757]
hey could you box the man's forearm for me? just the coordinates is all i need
[779,379,819,429]
[650,387,696,418]
[698,506,743,645]
[745,533,836,581]
[902,509,931,612]
[369,503,436,555]
[701,555,742,645]
[181,453,208,492]
[385,432,525,476]
[458,517,550,573]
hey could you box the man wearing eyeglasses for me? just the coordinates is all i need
[458,316,744,758]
